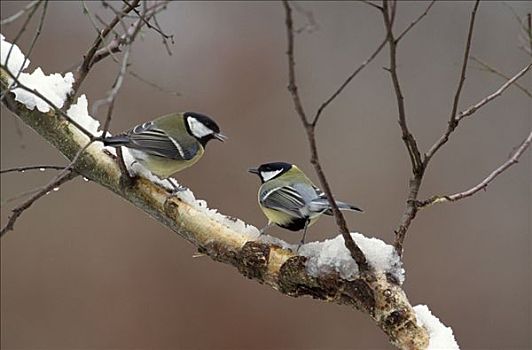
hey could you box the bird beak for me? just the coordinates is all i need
[214,133,228,142]
[248,168,259,175]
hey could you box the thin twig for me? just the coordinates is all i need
[128,69,181,96]
[425,63,532,163]
[91,1,169,65]
[382,0,423,174]
[361,0,383,11]
[2,0,42,83]
[419,130,532,207]
[458,63,531,121]
[0,0,40,25]
[2,1,49,102]
[0,140,93,237]
[312,37,387,127]
[379,0,433,256]
[0,171,78,237]
[92,43,132,136]
[283,0,369,270]
[471,56,532,98]
[395,0,436,42]
[423,0,480,166]
[65,0,141,109]
[125,0,173,41]
[153,14,174,55]
[1,165,66,174]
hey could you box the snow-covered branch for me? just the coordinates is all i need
[0,34,440,349]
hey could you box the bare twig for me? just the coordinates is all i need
[419,130,532,207]
[2,0,42,82]
[283,0,369,271]
[458,63,531,120]
[91,1,169,66]
[471,56,532,98]
[65,0,141,109]
[126,0,174,41]
[1,165,66,174]
[152,14,174,55]
[0,140,92,237]
[0,0,40,25]
[1,0,49,102]
[361,0,383,11]
[292,2,320,34]
[79,1,178,96]
[425,63,532,163]
[312,37,387,127]
[382,1,423,174]
[0,171,78,237]
[378,0,424,257]
[395,0,436,42]
[423,0,480,166]
[128,69,181,96]
[389,0,481,256]
[92,43,132,136]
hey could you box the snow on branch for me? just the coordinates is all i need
[414,305,459,349]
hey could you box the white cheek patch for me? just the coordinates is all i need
[188,117,213,138]
[260,170,283,182]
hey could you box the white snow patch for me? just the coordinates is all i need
[12,68,74,113]
[1,34,29,75]
[67,95,103,136]
[414,304,459,349]
[299,233,404,283]
[2,35,73,113]
[185,196,261,239]
[257,234,297,251]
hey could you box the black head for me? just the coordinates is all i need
[248,162,293,183]
[184,112,227,146]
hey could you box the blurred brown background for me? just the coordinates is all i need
[1,1,530,349]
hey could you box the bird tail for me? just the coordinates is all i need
[102,134,130,147]
[310,199,363,215]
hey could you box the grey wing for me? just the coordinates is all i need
[261,185,310,218]
[125,122,198,160]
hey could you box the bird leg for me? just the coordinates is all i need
[259,221,274,235]
[297,219,310,251]
[116,147,136,190]
[167,178,189,193]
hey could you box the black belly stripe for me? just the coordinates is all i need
[278,217,308,231]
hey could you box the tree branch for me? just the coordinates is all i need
[0,0,40,25]
[395,0,436,43]
[0,165,67,174]
[419,130,532,207]
[380,0,425,256]
[457,63,531,121]
[1,73,429,350]
[283,0,369,271]
[312,37,387,127]
[65,0,141,108]
[0,170,78,237]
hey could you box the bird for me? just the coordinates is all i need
[103,112,226,191]
[248,162,362,247]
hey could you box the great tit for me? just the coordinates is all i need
[249,162,362,246]
[103,112,226,189]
